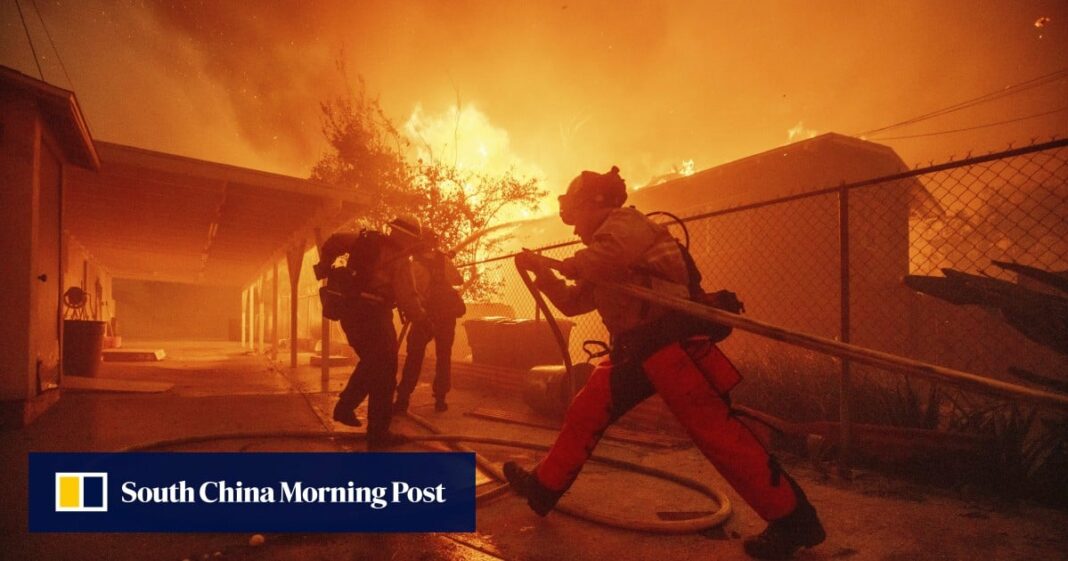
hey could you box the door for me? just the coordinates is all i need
[35,142,62,392]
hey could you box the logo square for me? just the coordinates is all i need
[55,472,108,512]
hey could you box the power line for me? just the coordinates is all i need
[13,0,44,79]
[859,68,1068,137]
[870,106,1068,141]
[858,69,1068,137]
[855,67,1068,137]
[29,0,74,90]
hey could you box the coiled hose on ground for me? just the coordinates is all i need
[120,412,732,534]
[114,253,735,534]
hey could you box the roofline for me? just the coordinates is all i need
[0,65,99,169]
[685,132,898,182]
[94,140,368,204]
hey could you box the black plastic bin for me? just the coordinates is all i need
[63,320,106,377]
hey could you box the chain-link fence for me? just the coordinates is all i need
[458,139,1068,444]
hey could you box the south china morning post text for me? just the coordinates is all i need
[29,452,476,532]
[120,479,446,509]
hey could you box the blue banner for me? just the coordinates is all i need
[29,452,476,532]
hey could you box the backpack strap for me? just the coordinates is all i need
[675,240,705,300]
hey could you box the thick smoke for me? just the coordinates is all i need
[4,0,1065,185]
[141,0,1068,185]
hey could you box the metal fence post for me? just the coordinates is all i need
[838,184,853,479]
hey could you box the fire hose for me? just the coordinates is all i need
[117,252,735,533]
[120,424,733,533]
[515,254,1068,410]
[121,245,1068,539]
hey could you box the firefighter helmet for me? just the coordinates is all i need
[561,165,627,209]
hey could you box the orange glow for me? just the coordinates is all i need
[403,103,548,222]
[3,1,1065,198]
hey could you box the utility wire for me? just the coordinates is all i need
[29,0,74,90]
[859,69,1068,136]
[871,106,1068,141]
[855,67,1068,137]
[14,0,44,79]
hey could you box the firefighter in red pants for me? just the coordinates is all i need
[507,166,825,560]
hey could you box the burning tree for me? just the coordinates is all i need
[311,73,545,300]
[311,76,415,226]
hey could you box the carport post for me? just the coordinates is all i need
[271,261,279,360]
[285,244,304,369]
[314,227,330,394]
[257,276,265,353]
[241,287,248,348]
[249,284,257,352]
[249,280,255,352]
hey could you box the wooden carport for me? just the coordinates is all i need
[63,142,364,371]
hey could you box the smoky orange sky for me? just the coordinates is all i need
[2,0,1066,196]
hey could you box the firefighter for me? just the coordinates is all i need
[394,231,466,414]
[507,167,825,560]
[315,216,426,450]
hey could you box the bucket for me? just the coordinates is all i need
[63,320,106,377]
[522,363,595,418]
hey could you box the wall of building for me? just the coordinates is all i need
[113,279,241,341]
[0,94,38,400]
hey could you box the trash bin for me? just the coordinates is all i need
[63,319,106,377]
[463,317,574,371]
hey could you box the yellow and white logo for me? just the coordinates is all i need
[55,472,108,512]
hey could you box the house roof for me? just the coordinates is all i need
[629,132,939,217]
[493,133,941,258]
[64,141,366,285]
[0,65,99,169]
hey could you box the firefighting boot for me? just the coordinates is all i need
[393,395,410,415]
[332,401,362,427]
[503,462,563,516]
[434,397,448,412]
[743,495,825,560]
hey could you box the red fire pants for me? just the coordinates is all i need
[535,338,799,521]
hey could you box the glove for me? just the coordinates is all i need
[313,261,330,281]
[556,258,579,280]
[515,250,553,277]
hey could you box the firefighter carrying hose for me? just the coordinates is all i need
[506,167,825,560]
[314,216,426,450]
